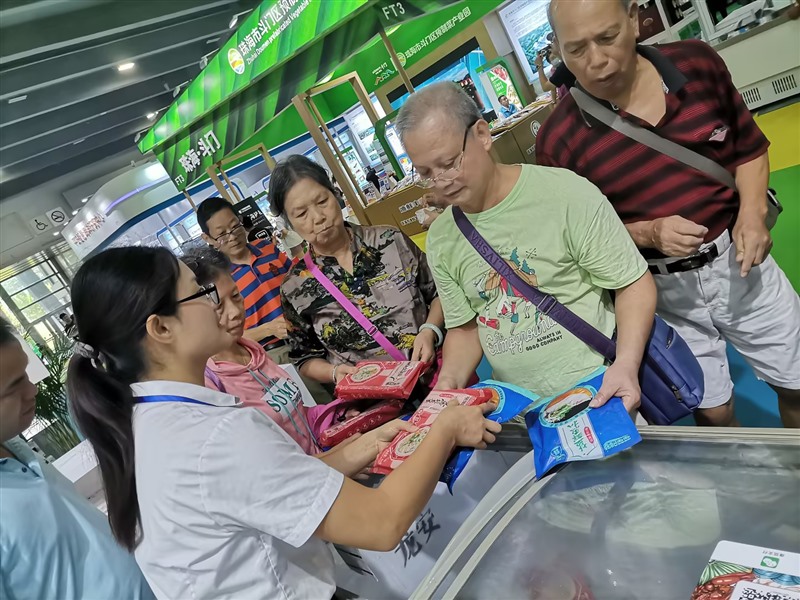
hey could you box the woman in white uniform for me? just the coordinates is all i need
[66,246,499,600]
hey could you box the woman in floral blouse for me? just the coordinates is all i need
[274,155,444,388]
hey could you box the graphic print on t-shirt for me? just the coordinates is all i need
[472,247,563,357]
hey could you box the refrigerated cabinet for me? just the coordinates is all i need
[412,427,799,600]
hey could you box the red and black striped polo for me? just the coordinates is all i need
[536,40,769,257]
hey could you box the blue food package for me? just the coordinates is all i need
[441,380,538,491]
[525,367,641,479]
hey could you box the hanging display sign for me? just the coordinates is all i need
[139,0,370,153]
[146,0,472,191]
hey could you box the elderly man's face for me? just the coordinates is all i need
[552,0,640,102]
[403,113,493,211]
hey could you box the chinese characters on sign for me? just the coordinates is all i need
[237,0,311,65]
[402,7,471,61]
[178,131,222,175]
[394,509,440,568]
[70,214,107,246]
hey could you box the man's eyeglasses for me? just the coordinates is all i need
[177,285,220,306]
[210,223,244,243]
[412,119,479,190]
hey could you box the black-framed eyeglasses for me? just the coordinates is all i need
[177,285,220,306]
[210,223,244,243]
[412,119,479,189]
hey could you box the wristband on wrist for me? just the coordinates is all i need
[332,364,340,384]
[418,323,444,348]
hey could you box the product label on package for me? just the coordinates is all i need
[526,367,641,479]
[693,541,800,600]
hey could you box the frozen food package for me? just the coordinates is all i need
[440,380,539,490]
[525,367,641,479]
[372,388,498,476]
[335,360,427,401]
[319,399,405,448]
[692,541,800,600]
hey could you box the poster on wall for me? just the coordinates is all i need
[479,63,524,119]
[498,0,553,85]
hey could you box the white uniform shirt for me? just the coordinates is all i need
[130,381,344,600]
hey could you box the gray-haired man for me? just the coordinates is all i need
[397,82,657,411]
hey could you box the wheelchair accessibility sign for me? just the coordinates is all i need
[28,216,52,235]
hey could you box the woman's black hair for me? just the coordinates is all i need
[67,246,181,551]
[181,246,232,287]
[268,154,336,219]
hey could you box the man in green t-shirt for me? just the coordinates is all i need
[396,82,657,411]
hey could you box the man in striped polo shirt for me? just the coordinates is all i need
[197,197,293,358]
[537,0,800,427]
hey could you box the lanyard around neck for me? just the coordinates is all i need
[135,395,212,406]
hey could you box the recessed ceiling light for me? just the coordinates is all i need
[81,197,89,203]
[146,112,156,119]
[228,15,238,28]
[53,231,61,237]
[117,62,135,71]
[8,95,27,104]
[72,209,78,215]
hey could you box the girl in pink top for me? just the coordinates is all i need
[182,247,320,454]
[204,337,319,454]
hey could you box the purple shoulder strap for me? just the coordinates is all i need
[303,253,406,361]
[204,367,226,392]
[452,207,617,361]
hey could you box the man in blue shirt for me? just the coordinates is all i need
[0,318,154,600]
[498,95,519,119]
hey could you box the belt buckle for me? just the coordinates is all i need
[681,255,707,271]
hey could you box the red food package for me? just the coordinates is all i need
[372,388,498,475]
[335,360,427,401]
[319,399,405,447]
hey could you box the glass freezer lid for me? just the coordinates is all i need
[416,428,800,600]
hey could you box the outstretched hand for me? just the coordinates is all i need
[590,361,641,414]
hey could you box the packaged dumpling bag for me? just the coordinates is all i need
[440,380,539,490]
[371,388,497,476]
[373,381,537,491]
[335,360,427,401]
[525,367,641,479]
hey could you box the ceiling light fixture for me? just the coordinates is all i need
[8,95,27,104]
[53,231,61,237]
[117,62,135,71]
[81,197,89,203]
[229,15,238,28]
[73,138,85,145]
[146,112,156,119]
[72,209,78,215]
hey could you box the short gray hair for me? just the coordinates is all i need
[547,0,631,34]
[395,82,482,145]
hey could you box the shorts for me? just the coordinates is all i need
[649,231,800,409]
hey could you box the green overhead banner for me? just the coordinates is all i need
[143,0,478,190]
[139,0,370,153]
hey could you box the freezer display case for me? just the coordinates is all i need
[412,427,799,600]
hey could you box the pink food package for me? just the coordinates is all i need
[319,399,405,448]
[372,388,498,475]
[335,360,427,401]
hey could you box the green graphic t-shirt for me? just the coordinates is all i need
[427,165,648,397]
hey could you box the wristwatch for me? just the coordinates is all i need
[418,323,444,348]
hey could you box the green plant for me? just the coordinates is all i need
[29,334,81,455]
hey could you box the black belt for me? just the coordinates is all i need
[648,243,719,275]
